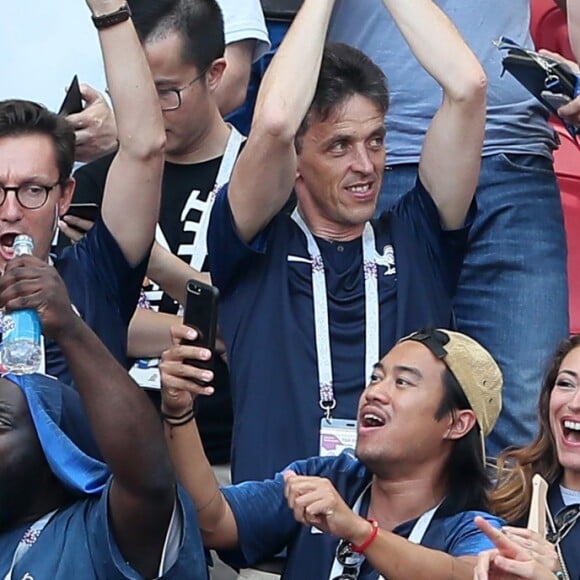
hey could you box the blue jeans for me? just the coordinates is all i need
[378,154,569,456]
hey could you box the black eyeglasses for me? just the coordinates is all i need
[0,182,61,210]
[331,539,365,580]
[157,69,208,111]
[547,504,580,545]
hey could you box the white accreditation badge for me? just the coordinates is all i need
[319,417,357,457]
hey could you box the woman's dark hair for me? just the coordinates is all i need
[489,336,580,523]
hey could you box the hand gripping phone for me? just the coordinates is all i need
[65,202,100,221]
[58,75,83,116]
[183,279,220,381]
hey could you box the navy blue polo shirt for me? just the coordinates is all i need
[0,484,208,579]
[548,485,580,579]
[46,217,147,385]
[219,453,502,578]
[208,179,470,483]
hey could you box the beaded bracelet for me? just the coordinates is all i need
[351,519,379,554]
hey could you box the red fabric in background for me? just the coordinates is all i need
[530,0,574,59]
[530,0,580,334]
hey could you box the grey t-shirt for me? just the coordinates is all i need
[328,0,557,163]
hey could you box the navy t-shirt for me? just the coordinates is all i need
[71,154,234,465]
[220,453,503,578]
[0,484,208,579]
[208,179,470,483]
[46,217,146,386]
[548,485,580,579]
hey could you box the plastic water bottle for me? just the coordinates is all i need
[2,235,42,374]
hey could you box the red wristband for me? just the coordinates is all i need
[351,518,379,553]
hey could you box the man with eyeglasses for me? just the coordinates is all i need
[68,0,241,455]
[159,325,505,579]
[0,0,164,386]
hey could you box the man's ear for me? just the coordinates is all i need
[58,177,76,217]
[206,58,227,93]
[443,409,477,441]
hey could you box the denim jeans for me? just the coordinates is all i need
[378,154,569,456]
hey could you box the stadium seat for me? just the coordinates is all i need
[530,0,574,60]
[552,121,580,334]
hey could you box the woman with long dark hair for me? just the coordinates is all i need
[485,336,580,579]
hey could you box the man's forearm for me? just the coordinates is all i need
[95,3,164,158]
[163,416,239,548]
[56,316,174,498]
[380,0,485,101]
[252,0,335,138]
[216,40,256,116]
[364,531,475,580]
[92,1,165,266]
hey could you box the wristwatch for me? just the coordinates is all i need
[92,4,132,30]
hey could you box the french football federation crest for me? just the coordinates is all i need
[375,244,396,275]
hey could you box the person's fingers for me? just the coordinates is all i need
[557,97,580,125]
[475,516,519,558]
[503,528,557,562]
[62,214,95,232]
[493,555,541,578]
[73,128,94,145]
[159,359,214,396]
[161,343,212,366]
[168,323,198,346]
[78,83,102,104]
[58,221,85,243]
[538,49,580,72]
[473,549,495,580]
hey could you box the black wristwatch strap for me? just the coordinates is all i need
[92,4,132,30]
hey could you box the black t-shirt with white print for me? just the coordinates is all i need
[69,152,233,465]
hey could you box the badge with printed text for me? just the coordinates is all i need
[129,358,161,390]
[319,418,357,457]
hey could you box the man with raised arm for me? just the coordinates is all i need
[0,248,207,578]
[0,0,165,384]
[159,324,504,579]
[207,0,487,485]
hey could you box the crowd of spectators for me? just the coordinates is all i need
[0,0,579,578]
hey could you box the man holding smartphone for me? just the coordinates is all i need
[0,0,164,386]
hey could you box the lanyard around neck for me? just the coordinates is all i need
[189,125,244,270]
[327,483,441,580]
[291,209,379,418]
[4,509,57,580]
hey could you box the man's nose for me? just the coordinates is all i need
[0,190,24,222]
[351,145,374,175]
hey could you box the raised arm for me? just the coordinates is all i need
[88,0,165,266]
[215,39,256,116]
[227,0,335,242]
[0,255,175,579]
[159,324,239,549]
[381,0,487,230]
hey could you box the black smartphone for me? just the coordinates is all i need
[65,203,100,221]
[58,75,83,116]
[183,279,220,378]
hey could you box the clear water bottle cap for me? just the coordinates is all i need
[13,234,34,256]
